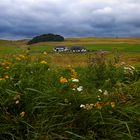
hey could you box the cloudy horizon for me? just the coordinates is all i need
[0,0,140,40]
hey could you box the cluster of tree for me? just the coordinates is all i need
[27,33,64,45]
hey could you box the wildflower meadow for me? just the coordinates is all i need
[0,51,140,140]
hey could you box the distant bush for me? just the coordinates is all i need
[27,33,64,45]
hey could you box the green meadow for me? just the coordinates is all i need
[0,38,140,139]
[0,37,140,54]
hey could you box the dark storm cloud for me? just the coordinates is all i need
[0,0,140,39]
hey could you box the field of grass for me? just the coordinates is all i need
[28,44,140,53]
[0,37,140,54]
[0,52,140,139]
[0,40,26,55]
[1,37,139,65]
[0,38,140,139]
[28,37,140,53]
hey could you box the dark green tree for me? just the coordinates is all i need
[27,33,64,45]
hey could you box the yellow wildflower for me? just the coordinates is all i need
[1,62,5,66]
[16,57,21,61]
[60,76,68,84]
[71,74,77,79]
[71,69,75,73]
[0,78,5,81]
[40,60,47,64]
[94,102,103,109]
[20,112,25,117]
[67,64,72,69]
[111,102,115,108]
[19,55,26,59]
[43,51,48,55]
[4,75,9,79]
[70,69,78,78]
[5,66,10,69]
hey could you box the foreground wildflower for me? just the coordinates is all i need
[97,95,101,101]
[4,75,9,79]
[77,86,83,92]
[20,112,25,117]
[80,104,94,110]
[80,101,116,111]
[71,78,79,82]
[0,61,11,67]
[14,94,21,104]
[67,64,72,69]
[60,76,68,84]
[43,51,48,55]
[40,60,47,64]
[98,89,102,93]
[103,90,108,96]
[130,65,135,70]
[4,66,10,69]
[19,55,26,59]
[111,102,115,108]
[71,70,77,79]
[80,104,85,108]
[15,100,20,104]
[67,65,78,79]
[94,102,104,109]
[124,65,136,75]
[120,62,126,66]
[16,57,21,61]
[0,78,5,81]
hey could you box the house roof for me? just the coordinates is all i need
[70,46,86,50]
[54,46,67,49]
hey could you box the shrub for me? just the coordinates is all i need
[27,33,64,45]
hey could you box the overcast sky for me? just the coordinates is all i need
[0,0,140,39]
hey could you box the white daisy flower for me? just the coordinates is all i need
[98,89,102,93]
[72,78,79,82]
[15,100,19,104]
[77,86,83,92]
[80,104,85,108]
[103,90,108,96]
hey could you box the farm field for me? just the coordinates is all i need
[0,38,140,140]
[0,37,140,66]
[1,37,140,53]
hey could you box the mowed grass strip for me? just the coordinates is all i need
[85,44,140,52]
